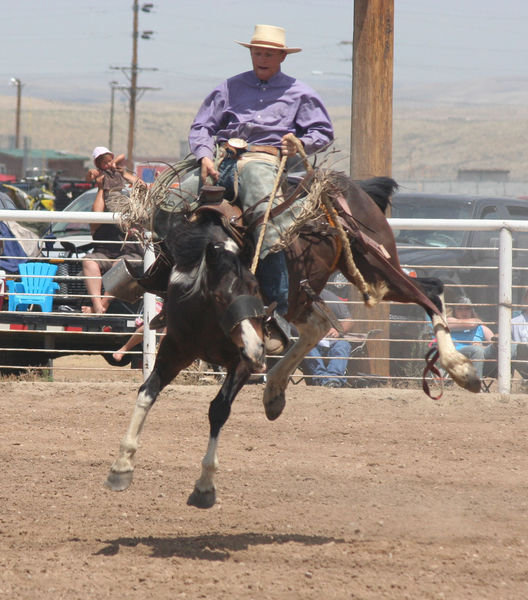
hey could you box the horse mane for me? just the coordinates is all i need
[356,176,399,214]
[167,218,226,272]
[322,172,397,214]
[166,216,244,302]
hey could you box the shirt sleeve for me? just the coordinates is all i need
[294,92,334,155]
[188,85,227,161]
[511,315,527,343]
[473,325,486,343]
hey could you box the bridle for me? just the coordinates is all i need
[220,294,266,336]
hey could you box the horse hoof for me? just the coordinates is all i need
[264,393,285,421]
[454,364,481,393]
[187,486,216,509]
[104,470,134,491]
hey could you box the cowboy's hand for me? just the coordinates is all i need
[326,327,340,339]
[281,134,300,157]
[200,157,219,183]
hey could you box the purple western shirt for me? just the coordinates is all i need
[189,70,334,161]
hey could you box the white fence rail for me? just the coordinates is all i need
[1,209,528,394]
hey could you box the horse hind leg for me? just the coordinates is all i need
[105,339,191,491]
[387,276,481,393]
[263,307,330,421]
[429,291,480,393]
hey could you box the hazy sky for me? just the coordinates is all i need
[2,0,528,105]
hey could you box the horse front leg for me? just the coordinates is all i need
[263,309,329,421]
[187,361,251,509]
[105,339,190,491]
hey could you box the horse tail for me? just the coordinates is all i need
[357,176,398,214]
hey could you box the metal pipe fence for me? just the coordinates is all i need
[1,209,528,393]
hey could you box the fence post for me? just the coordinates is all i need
[497,226,512,396]
[142,234,157,379]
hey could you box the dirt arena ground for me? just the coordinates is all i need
[2,369,528,599]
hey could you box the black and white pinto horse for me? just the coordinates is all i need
[105,215,267,508]
[105,174,480,508]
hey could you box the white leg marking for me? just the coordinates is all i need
[110,388,155,474]
[432,293,480,391]
[264,309,329,404]
[195,436,219,493]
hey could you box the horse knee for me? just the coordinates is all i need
[208,400,231,437]
[137,374,161,409]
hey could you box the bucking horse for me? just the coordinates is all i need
[104,164,480,509]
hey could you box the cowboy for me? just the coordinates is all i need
[158,24,334,316]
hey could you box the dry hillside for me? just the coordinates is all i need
[2,94,528,181]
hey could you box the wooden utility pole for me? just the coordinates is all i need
[111,2,158,169]
[351,0,394,378]
[127,0,139,168]
[351,0,394,179]
[108,81,119,150]
[10,78,23,149]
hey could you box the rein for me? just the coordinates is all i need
[320,203,342,273]
[422,346,444,400]
[250,133,314,274]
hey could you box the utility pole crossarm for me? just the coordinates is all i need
[110,0,159,168]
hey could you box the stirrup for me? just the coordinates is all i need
[264,310,291,355]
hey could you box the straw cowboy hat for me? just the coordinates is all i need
[236,24,302,54]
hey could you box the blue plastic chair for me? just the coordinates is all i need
[7,262,60,312]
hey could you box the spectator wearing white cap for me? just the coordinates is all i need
[82,147,144,313]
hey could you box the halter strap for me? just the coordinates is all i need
[220,294,266,335]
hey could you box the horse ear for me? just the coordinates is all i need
[205,241,223,266]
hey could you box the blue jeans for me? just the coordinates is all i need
[257,250,289,315]
[156,156,292,313]
[303,339,352,386]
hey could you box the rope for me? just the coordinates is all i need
[250,154,288,274]
[320,202,342,273]
[320,191,371,303]
[250,134,312,274]
[248,134,370,304]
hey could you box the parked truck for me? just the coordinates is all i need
[388,191,528,378]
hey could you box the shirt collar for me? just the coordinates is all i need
[247,70,285,87]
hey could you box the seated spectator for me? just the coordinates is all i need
[82,147,144,313]
[301,288,354,388]
[512,287,528,376]
[113,297,165,362]
[447,295,496,379]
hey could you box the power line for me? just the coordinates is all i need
[109,1,160,165]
